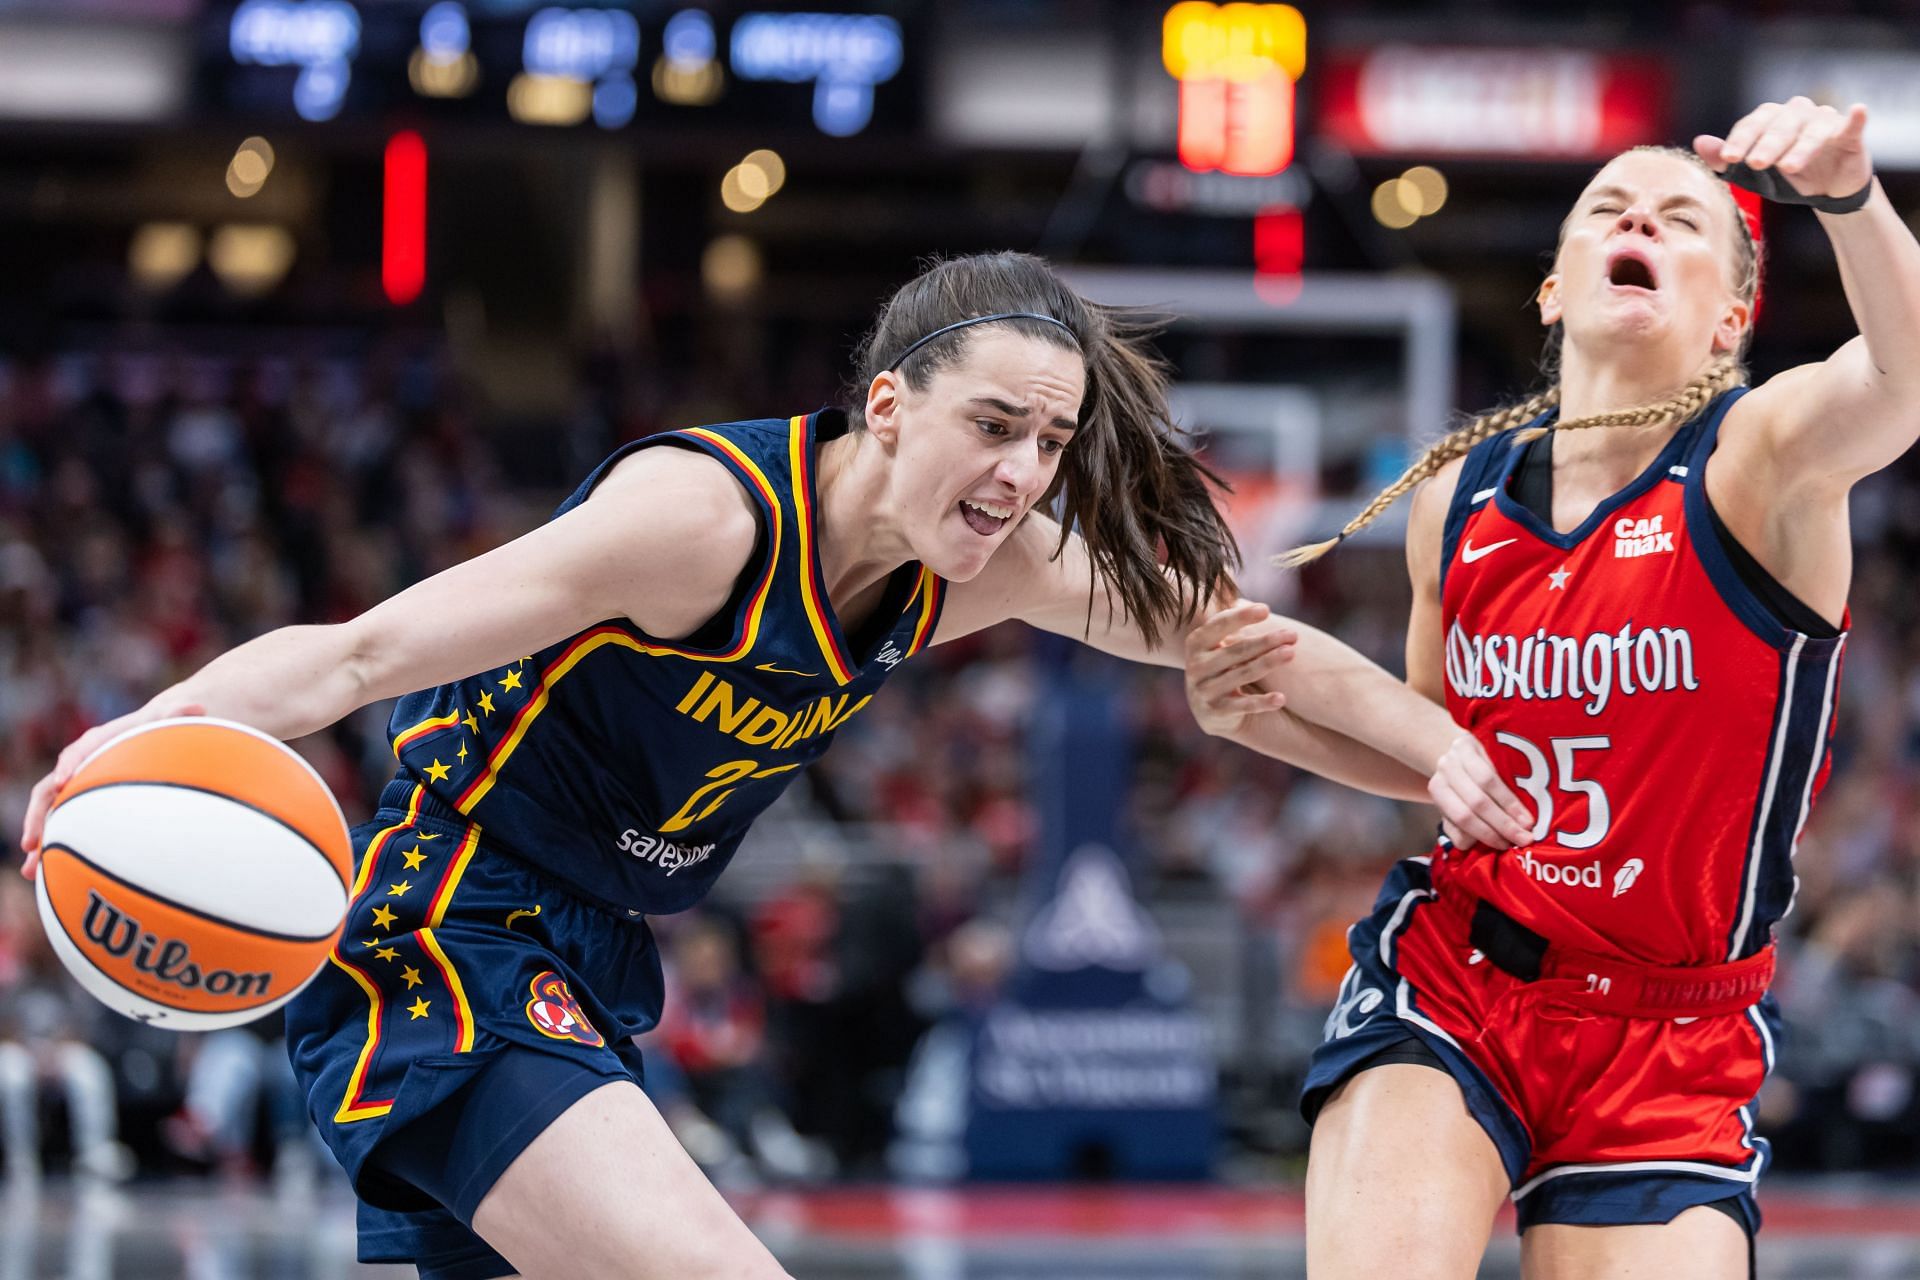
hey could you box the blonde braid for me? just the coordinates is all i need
[1510,357,1745,446]
[1278,359,1746,569]
[1275,386,1560,569]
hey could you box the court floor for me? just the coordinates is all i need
[3,1180,1919,1278]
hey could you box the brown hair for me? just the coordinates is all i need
[1280,146,1760,569]
[849,252,1236,646]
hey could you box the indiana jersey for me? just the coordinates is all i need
[1438,389,1845,967]
[379,409,944,915]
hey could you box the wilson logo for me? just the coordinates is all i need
[81,893,272,999]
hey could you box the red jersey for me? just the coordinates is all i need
[1437,390,1846,968]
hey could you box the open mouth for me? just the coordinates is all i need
[1607,253,1658,292]
[959,498,1013,536]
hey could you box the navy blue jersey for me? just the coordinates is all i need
[379,409,945,915]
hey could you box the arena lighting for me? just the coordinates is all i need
[128,223,201,291]
[1398,164,1446,215]
[225,136,276,198]
[230,0,359,121]
[1371,179,1417,229]
[738,148,785,198]
[654,8,723,106]
[208,225,296,296]
[1253,203,1303,304]
[523,7,640,81]
[720,164,765,213]
[1162,2,1304,177]
[730,12,902,136]
[411,1,480,98]
[382,131,426,306]
[702,234,762,299]
[506,71,592,124]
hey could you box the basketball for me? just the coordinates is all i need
[33,717,353,1031]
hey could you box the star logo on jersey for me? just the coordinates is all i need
[524,971,604,1046]
[1461,537,1518,564]
[1548,567,1571,591]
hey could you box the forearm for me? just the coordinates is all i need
[1821,182,1920,392]
[1266,622,1457,773]
[154,624,369,741]
[1216,710,1430,801]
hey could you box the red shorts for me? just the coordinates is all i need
[1304,856,1776,1234]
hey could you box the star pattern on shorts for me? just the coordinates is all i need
[478,692,495,716]
[388,880,413,898]
[407,997,431,1020]
[374,945,400,963]
[401,966,424,989]
[401,847,427,872]
[500,669,523,692]
[424,759,451,783]
[371,904,398,930]
[457,741,468,763]
[1548,567,1572,591]
[462,711,479,734]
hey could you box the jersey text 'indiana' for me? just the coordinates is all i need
[674,672,874,749]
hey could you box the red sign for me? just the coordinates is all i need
[1318,47,1669,160]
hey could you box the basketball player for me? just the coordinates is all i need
[1188,100,1918,1277]
[19,253,1521,1280]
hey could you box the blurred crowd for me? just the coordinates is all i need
[0,336,1918,1190]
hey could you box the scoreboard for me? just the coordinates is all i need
[206,1,921,137]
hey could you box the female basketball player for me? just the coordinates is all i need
[1188,99,1919,1278]
[18,252,1522,1280]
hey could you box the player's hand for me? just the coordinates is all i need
[1428,733,1534,851]
[20,700,204,879]
[1695,98,1873,201]
[1183,600,1296,737]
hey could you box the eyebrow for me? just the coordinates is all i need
[968,395,1078,434]
[1585,185,1709,213]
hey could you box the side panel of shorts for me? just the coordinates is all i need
[1300,857,1534,1185]
[286,787,663,1215]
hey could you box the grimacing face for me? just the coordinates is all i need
[866,327,1085,582]
[1539,150,1752,362]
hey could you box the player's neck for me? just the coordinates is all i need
[813,431,910,610]
[1555,345,1705,426]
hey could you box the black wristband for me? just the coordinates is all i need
[1720,161,1874,214]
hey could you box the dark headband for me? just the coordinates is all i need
[887,311,1079,371]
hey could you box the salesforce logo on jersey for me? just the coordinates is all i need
[966,845,1217,1179]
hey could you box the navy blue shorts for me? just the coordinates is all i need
[287,783,664,1275]
[1301,857,1774,1247]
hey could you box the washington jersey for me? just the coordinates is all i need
[1437,389,1845,967]
[379,410,944,915]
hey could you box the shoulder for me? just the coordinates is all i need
[588,444,760,583]
[1408,453,1469,541]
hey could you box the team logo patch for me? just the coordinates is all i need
[524,971,604,1046]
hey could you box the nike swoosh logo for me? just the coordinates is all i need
[756,662,819,677]
[1461,538,1518,563]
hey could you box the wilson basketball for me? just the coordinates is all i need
[35,717,353,1031]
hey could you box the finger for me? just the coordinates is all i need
[1208,690,1286,721]
[1457,746,1535,830]
[1461,784,1529,849]
[20,777,53,856]
[1440,819,1474,852]
[1839,103,1869,147]
[1187,601,1270,653]
[1720,103,1780,164]
[1743,104,1813,170]
[1776,122,1836,176]
[1693,134,1729,171]
[1428,777,1505,851]
[21,847,40,880]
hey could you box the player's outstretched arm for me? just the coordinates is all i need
[1701,100,1920,485]
[20,447,757,869]
[932,511,1214,666]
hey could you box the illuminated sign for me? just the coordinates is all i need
[1747,50,1920,170]
[230,0,360,121]
[1162,2,1303,177]
[517,7,638,128]
[730,11,901,136]
[1318,47,1668,159]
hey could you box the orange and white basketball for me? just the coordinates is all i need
[35,717,352,1030]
